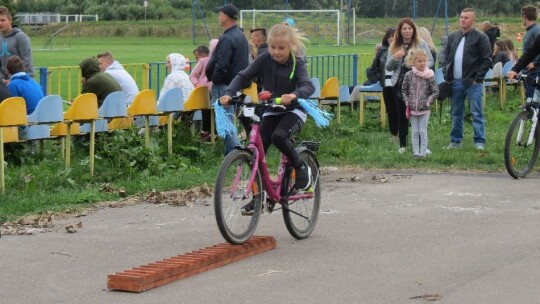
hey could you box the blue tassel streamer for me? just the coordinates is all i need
[298,98,333,127]
[213,99,237,138]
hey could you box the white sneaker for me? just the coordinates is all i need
[398,147,406,154]
[426,148,432,155]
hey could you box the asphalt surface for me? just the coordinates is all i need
[1,168,540,304]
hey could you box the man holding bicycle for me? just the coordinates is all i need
[512,6,540,99]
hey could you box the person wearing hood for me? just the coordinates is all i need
[79,57,121,107]
[190,39,218,140]
[5,55,43,115]
[158,53,194,106]
[97,51,139,105]
[0,6,34,82]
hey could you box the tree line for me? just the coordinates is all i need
[7,0,533,21]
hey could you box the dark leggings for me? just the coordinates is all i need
[392,85,409,148]
[383,86,398,136]
[259,112,305,169]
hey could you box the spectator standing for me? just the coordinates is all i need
[518,5,540,99]
[366,27,398,138]
[96,51,139,105]
[205,4,249,156]
[385,17,434,154]
[190,39,219,141]
[418,27,438,69]
[5,55,43,115]
[401,49,439,159]
[79,57,121,107]
[0,6,34,82]
[443,8,492,150]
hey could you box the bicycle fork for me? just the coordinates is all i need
[517,107,539,146]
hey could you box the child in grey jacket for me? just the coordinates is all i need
[401,49,439,158]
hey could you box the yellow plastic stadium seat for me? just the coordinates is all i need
[242,82,258,103]
[128,90,157,149]
[318,77,342,123]
[184,86,210,111]
[0,97,27,192]
[2,127,19,143]
[0,97,27,127]
[50,122,81,137]
[108,117,133,130]
[128,89,157,116]
[61,93,99,176]
[183,86,215,143]
[64,93,99,122]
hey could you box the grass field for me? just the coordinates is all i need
[31,36,368,68]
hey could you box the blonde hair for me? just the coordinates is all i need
[267,22,308,58]
[418,27,437,52]
[405,48,429,68]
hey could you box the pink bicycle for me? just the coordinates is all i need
[214,96,321,244]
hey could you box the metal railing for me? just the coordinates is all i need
[38,54,368,100]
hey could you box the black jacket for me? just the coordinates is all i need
[224,52,315,113]
[442,28,492,86]
[205,24,249,85]
[513,36,540,73]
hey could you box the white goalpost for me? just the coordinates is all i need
[240,9,342,46]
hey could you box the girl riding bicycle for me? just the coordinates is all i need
[219,22,315,215]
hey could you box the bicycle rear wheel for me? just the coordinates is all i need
[214,149,263,244]
[282,149,321,239]
[504,110,540,178]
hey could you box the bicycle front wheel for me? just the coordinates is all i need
[214,149,263,244]
[282,149,321,239]
[504,110,540,178]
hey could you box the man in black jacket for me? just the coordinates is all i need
[205,4,249,156]
[442,8,492,150]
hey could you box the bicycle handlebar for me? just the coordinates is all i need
[515,74,540,89]
[228,95,288,110]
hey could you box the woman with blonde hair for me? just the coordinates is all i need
[417,26,437,68]
[385,18,434,153]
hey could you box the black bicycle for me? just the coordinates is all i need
[504,75,540,178]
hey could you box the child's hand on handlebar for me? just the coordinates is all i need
[220,95,232,105]
[507,71,517,80]
[279,94,297,106]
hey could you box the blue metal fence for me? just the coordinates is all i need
[148,54,358,97]
[38,54,360,99]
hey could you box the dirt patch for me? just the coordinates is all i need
[0,184,214,236]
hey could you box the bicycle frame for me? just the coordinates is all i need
[239,111,314,204]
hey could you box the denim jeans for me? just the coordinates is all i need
[450,79,485,144]
[524,72,539,99]
[211,84,238,156]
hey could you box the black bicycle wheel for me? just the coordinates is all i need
[504,110,540,178]
[214,149,263,244]
[282,148,321,239]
